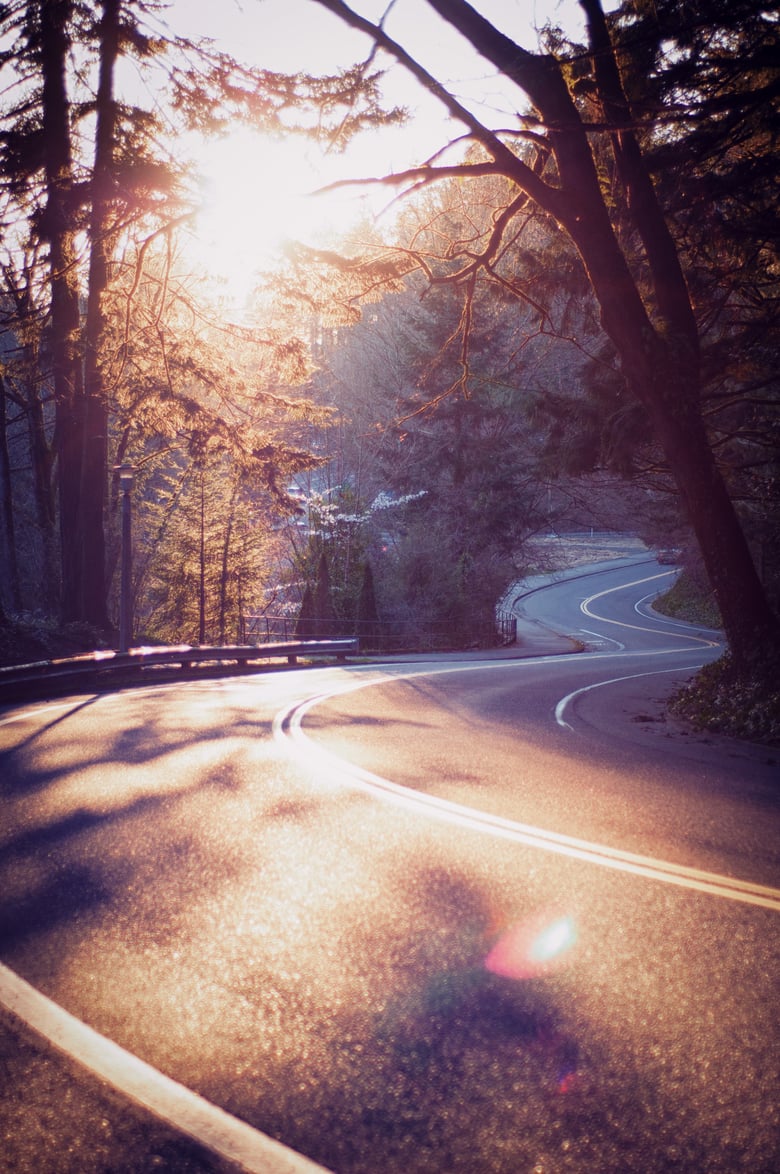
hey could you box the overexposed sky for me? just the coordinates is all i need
[149,0,615,304]
[164,0,597,66]
[164,0,600,133]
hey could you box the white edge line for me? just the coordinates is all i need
[554,663,705,731]
[0,962,331,1174]
[579,628,624,650]
[0,699,84,726]
[274,683,780,914]
[635,591,722,635]
[580,571,720,649]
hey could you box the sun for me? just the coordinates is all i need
[191,128,367,306]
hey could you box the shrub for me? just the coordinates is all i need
[670,652,780,746]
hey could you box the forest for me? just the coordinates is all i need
[0,1,778,724]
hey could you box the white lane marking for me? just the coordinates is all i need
[554,663,705,732]
[635,589,722,635]
[274,683,780,913]
[0,683,335,1173]
[0,678,230,728]
[635,589,665,619]
[0,700,86,726]
[579,627,624,650]
[0,962,330,1174]
[580,571,720,649]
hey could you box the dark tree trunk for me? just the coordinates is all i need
[296,583,316,639]
[314,551,337,637]
[199,474,207,644]
[1,256,59,612]
[0,374,22,610]
[218,478,239,643]
[39,0,85,625]
[423,0,780,669]
[81,0,121,631]
[27,370,59,613]
[639,359,774,666]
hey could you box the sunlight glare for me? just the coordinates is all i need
[192,130,365,305]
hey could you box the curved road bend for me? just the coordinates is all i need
[1,557,778,1173]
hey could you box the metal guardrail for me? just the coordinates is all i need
[0,639,360,704]
[243,612,518,652]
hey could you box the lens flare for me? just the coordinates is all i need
[484,912,578,980]
[529,916,577,964]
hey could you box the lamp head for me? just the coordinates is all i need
[116,464,135,489]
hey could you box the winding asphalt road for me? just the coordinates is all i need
[1,557,778,1173]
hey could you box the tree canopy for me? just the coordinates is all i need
[304,0,779,670]
[0,0,398,637]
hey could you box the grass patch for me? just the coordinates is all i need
[653,571,721,628]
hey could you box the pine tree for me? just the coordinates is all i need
[296,583,316,639]
[356,560,381,647]
[0,0,397,636]
[314,551,338,637]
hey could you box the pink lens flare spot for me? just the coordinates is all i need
[557,1069,580,1095]
[484,913,578,980]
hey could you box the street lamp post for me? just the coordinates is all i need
[116,464,134,653]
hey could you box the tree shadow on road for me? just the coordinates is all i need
[0,863,111,954]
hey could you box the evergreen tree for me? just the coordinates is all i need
[313,550,337,637]
[355,560,380,646]
[0,0,399,636]
[296,582,316,639]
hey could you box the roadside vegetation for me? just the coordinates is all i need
[652,568,721,630]
[0,614,106,668]
[670,653,780,749]
[655,571,779,748]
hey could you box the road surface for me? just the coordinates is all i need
[1,557,778,1172]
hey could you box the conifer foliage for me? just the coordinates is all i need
[0,0,397,643]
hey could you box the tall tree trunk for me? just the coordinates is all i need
[39,0,84,625]
[314,551,337,637]
[642,365,771,662]
[0,374,22,611]
[559,203,778,665]
[2,255,59,612]
[81,0,121,631]
[199,474,207,644]
[422,0,780,669]
[27,373,59,613]
[218,478,239,643]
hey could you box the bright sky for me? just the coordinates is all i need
[155,0,613,306]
